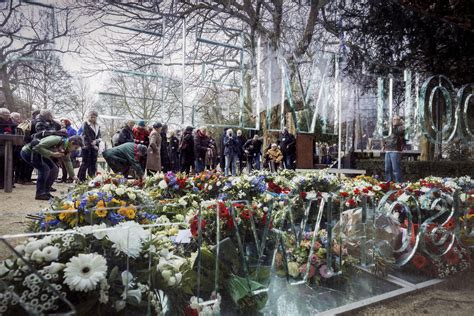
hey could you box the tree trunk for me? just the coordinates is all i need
[0,67,14,110]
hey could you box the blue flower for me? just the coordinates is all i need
[108,212,125,225]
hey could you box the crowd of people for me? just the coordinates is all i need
[1,107,300,199]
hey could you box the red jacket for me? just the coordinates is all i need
[132,127,150,146]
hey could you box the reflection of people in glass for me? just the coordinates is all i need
[383,115,405,183]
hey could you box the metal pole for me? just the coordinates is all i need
[256,36,261,130]
[182,17,186,125]
[336,56,342,171]
[280,64,285,129]
[388,74,394,135]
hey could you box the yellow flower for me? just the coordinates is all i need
[59,212,70,221]
[118,207,129,218]
[87,194,97,202]
[45,215,55,222]
[74,200,81,209]
[108,198,120,206]
[120,200,127,207]
[96,200,106,208]
[95,207,108,218]
[126,208,136,219]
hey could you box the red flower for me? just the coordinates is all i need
[300,192,307,200]
[346,199,357,208]
[366,186,373,191]
[445,250,460,265]
[443,218,456,230]
[354,188,361,195]
[240,209,252,221]
[177,178,187,189]
[226,217,235,230]
[362,188,369,194]
[233,203,245,209]
[411,254,428,269]
[95,182,101,187]
[190,217,207,237]
[260,212,273,230]
[268,181,282,194]
[184,305,199,316]
[218,202,229,218]
[339,191,349,198]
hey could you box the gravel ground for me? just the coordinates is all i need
[1,183,473,315]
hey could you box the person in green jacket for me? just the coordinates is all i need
[20,135,84,200]
[102,143,147,179]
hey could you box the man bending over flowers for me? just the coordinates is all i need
[102,142,147,179]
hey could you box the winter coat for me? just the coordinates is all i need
[66,126,77,137]
[179,131,194,164]
[194,130,209,159]
[102,143,144,178]
[22,135,75,178]
[235,135,246,157]
[169,136,179,157]
[267,147,283,162]
[278,132,296,155]
[160,131,170,166]
[243,139,262,157]
[384,125,405,151]
[81,121,101,149]
[118,126,134,146]
[133,127,150,146]
[146,130,162,171]
[223,135,238,157]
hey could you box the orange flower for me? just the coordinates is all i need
[443,218,456,230]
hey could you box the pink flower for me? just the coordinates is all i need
[299,264,316,279]
[319,264,332,278]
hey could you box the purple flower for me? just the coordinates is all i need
[319,264,332,278]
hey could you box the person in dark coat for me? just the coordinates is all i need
[117,120,135,146]
[160,124,171,172]
[179,126,194,174]
[223,129,238,177]
[34,109,59,135]
[102,143,147,179]
[219,128,229,172]
[235,129,246,174]
[278,127,296,170]
[193,126,211,173]
[78,111,101,181]
[168,130,180,172]
[243,135,263,171]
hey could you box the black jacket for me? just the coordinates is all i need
[194,131,210,159]
[243,139,262,156]
[160,131,170,164]
[118,126,134,146]
[278,132,296,154]
[235,135,246,157]
[81,122,101,149]
[169,136,179,156]
[179,132,195,163]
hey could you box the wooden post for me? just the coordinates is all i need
[0,135,24,193]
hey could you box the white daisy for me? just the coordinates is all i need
[64,253,107,292]
[158,180,168,190]
[41,246,60,262]
[43,262,65,274]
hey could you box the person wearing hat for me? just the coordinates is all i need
[102,142,147,179]
[133,120,150,146]
[179,126,195,174]
[146,122,162,174]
